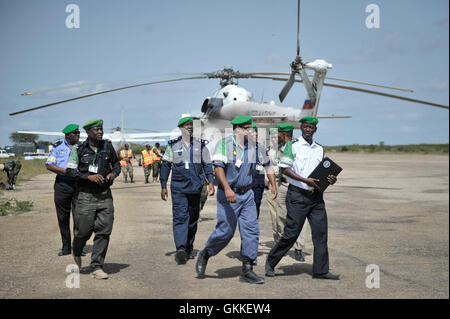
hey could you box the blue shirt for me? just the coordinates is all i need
[160,136,214,193]
[212,136,269,188]
[45,139,75,177]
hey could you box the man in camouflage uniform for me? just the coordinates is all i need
[0,159,22,190]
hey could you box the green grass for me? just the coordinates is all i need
[0,199,34,216]
[0,158,50,185]
[324,144,449,155]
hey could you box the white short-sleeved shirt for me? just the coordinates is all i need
[278,136,324,190]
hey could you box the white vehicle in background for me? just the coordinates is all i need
[0,149,15,158]
[23,152,48,160]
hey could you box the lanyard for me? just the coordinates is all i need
[232,136,245,162]
[92,150,98,166]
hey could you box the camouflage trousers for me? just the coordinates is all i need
[152,161,161,180]
[143,164,152,182]
[72,190,114,270]
[121,164,134,182]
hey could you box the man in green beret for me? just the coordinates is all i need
[160,116,215,264]
[266,116,340,280]
[66,118,121,279]
[266,123,309,262]
[196,115,277,284]
[45,123,86,256]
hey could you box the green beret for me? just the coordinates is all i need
[230,115,252,126]
[83,118,103,131]
[62,123,79,134]
[177,116,193,127]
[251,122,258,131]
[299,116,319,125]
[277,123,295,132]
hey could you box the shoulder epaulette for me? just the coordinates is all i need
[52,141,63,147]
[315,141,322,147]
[168,136,182,145]
[291,138,299,144]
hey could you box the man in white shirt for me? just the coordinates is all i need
[265,116,340,280]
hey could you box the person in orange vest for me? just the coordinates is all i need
[141,144,154,184]
[119,143,134,183]
[150,142,162,182]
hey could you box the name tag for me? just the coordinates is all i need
[185,162,189,169]
[89,165,98,173]
[235,159,242,168]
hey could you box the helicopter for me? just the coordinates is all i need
[8,0,448,145]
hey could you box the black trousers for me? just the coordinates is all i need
[54,179,77,250]
[267,185,329,275]
[253,184,265,219]
[72,190,114,270]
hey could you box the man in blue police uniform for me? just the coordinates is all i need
[160,116,215,265]
[265,116,340,280]
[45,123,86,257]
[195,115,277,284]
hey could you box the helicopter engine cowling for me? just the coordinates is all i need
[201,97,223,113]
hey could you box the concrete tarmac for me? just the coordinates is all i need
[0,153,448,299]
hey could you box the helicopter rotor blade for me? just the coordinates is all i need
[297,0,301,57]
[250,75,449,109]
[278,72,296,103]
[20,72,204,96]
[249,73,414,92]
[9,76,207,116]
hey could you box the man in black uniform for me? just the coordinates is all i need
[45,123,86,256]
[66,119,121,280]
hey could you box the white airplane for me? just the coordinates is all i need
[9,0,448,146]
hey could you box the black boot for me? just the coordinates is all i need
[240,261,264,284]
[195,249,209,276]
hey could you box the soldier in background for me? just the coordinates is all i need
[151,143,162,182]
[119,143,134,183]
[141,144,154,184]
[0,159,22,190]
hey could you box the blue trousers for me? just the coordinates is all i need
[171,190,201,253]
[205,189,259,261]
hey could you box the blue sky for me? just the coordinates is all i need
[0,0,448,147]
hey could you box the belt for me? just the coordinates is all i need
[218,184,252,195]
[289,184,316,196]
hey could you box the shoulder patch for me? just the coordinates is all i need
[52,141,63,147]
[168,136,182,145]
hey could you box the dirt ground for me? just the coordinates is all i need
[0,153,448,299]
